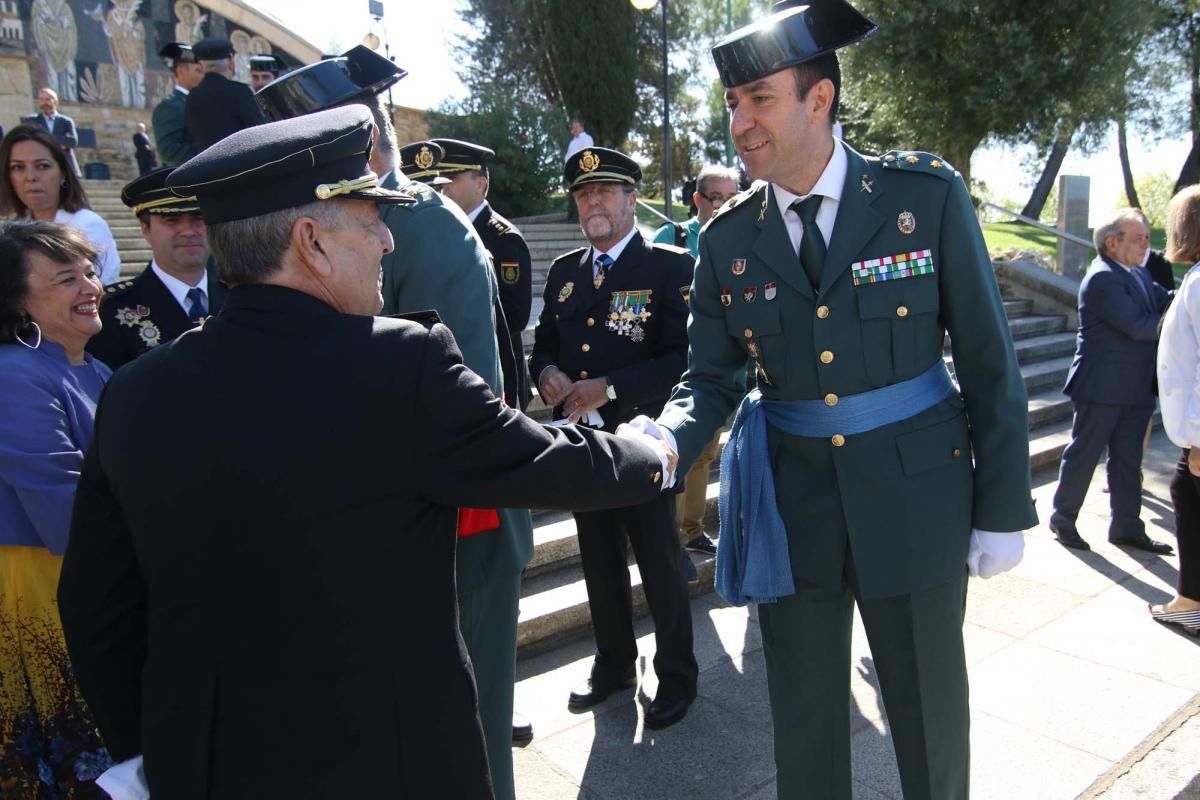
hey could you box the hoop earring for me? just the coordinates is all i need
[15,319,42,350]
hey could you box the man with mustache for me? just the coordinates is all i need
[530,146,698,729]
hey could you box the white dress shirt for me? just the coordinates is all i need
[564,130,594,161]
[771,140,847,257]
[150,260,208,316]
[466,201,487,223]
[589,224,639,280]
[1158,263,1200,449]
[54,208,122,285]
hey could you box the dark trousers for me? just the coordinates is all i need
[759,558,970,800]
[574,491,697,699]
[1052,400,1154,537]
[1169,449,1200,600]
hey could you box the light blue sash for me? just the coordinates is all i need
[716,361,957,605]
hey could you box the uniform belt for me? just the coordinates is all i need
[715,362,959,606]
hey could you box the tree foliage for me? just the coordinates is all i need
[425,86,566,217]
[841,0,1156,188]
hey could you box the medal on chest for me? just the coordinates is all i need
[607,289,653,341]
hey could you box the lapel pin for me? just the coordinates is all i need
[897,211,916,235]
[860,174,873,193]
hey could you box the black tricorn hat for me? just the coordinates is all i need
[193,37,234,61]
[256,45,405,121]
[712,0,876,88]
[158,42,197,64]
[249,54,285,75]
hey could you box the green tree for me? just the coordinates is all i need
[841,0,1155,190]
[1121,171,1177,226]
[425,87,566,217]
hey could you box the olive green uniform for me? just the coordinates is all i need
[658,144,1037,799]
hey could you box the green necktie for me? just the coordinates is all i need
[792,195,826,289]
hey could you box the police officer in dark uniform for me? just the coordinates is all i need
[87,166,223,370]
[530,147,698,729]
[185,37,267,152]
[152,43,204,166]
[258,52,535,796]
[430,138,534,410]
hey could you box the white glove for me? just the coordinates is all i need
[619,415,678,489]
[96,755,149,800]
[967,529,1025,578]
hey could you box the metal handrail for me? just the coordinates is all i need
[981,202,1094,250]
[636,198,676,225]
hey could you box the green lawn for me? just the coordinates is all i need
[981,221,1187,277]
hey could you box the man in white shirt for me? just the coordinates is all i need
[87,166,222,370]
[563,118,593,221]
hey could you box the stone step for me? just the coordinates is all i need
[1008,314,1070,340]
[1002,298,1033,317]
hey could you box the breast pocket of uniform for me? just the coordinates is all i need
[856,279,939,383]
[724,298,783,385]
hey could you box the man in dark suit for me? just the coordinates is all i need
[132,122,157,175]
[152,42,204,166]
[1050,209,1175,553]
[531,146,698,730]
[629,3,1037,796]
[57,105,674,800]
[432,138,534,410]
[259,52,536,794]
[87,166,222,370]
[184,37,267,152]
[22,87,79,175]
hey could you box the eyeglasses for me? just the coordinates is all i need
[701,192,735,205]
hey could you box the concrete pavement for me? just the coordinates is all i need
[511,429,1200,799]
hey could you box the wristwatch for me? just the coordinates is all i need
[605,381,617,401]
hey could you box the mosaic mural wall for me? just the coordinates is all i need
[6,0,302,111]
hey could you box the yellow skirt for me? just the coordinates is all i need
[1,545,111,799]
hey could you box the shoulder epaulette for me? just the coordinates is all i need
[879,151,955,180]
[707,182,766,228]
[385,309,441,327]
[104,279,135,296]
[651,241,690,256]
[553,246,588,264]
[487,215,513,236]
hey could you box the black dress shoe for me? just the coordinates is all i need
[1109,534,1174,555]
[567,671,637,711]
[1049,515,1090,551]
[644,693,693,730]
[511,712,533,746]
[684,533,718,555]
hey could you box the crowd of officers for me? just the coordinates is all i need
[58,0,1041,797]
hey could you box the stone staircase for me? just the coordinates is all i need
[81,190,1087,656]
[82,178,149,278]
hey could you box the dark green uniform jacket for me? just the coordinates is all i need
[151,88,195,167]
[659,144,1038,600]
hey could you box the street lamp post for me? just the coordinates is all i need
[631,0,672,222]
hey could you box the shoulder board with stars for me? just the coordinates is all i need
[651,242,690,256]
[487,216,513,236]
[706,182,767,229]
[879,151,955,181]
[104,279,135,296]
[398,181,436,203]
